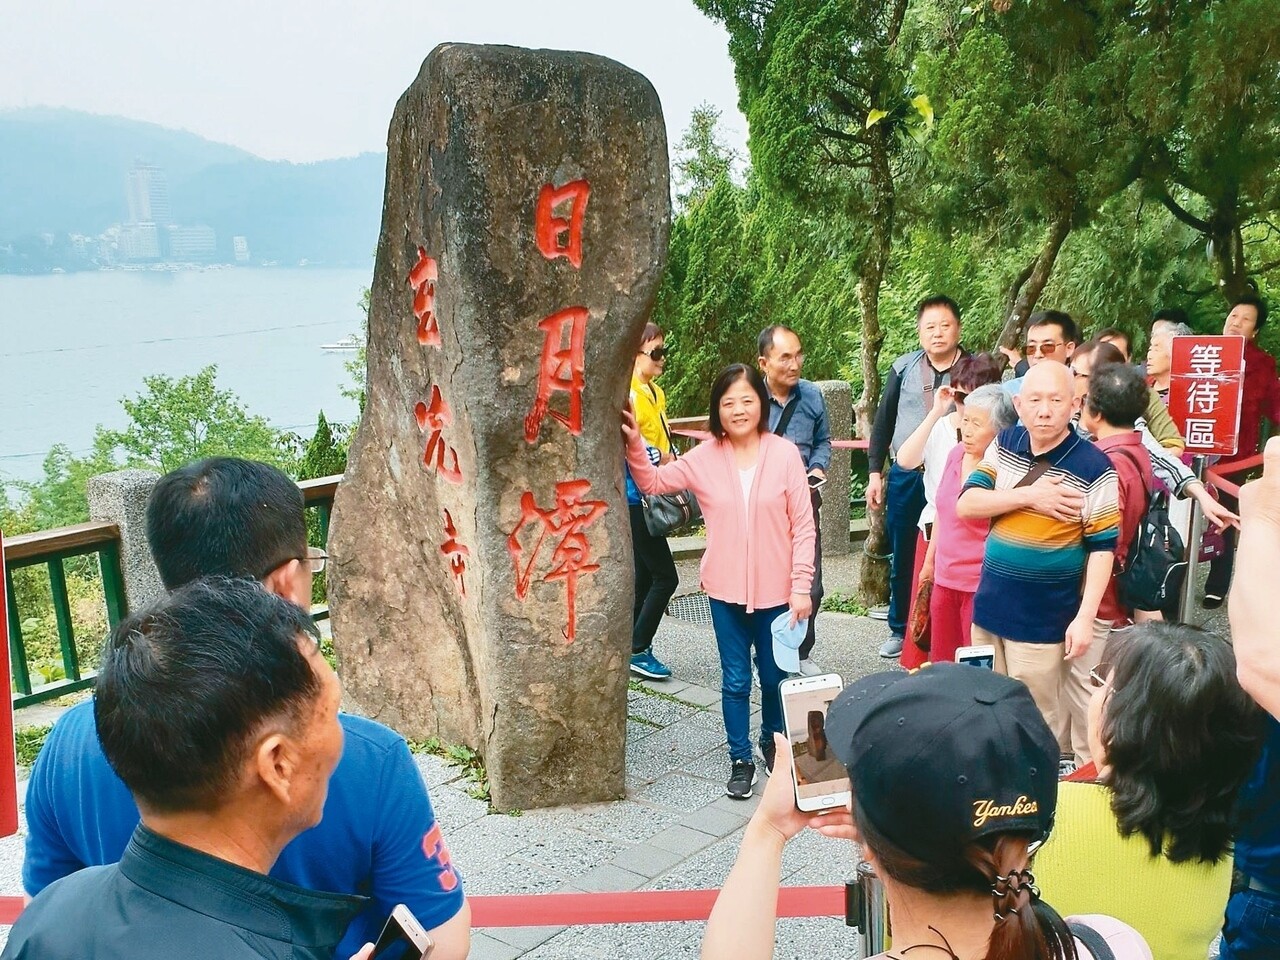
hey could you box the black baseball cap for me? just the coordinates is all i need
[826,663,1058,863]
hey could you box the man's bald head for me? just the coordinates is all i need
[1014,358,1078,452]
[1022,358,1072,395]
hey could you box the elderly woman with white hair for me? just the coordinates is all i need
[926,383,1017,663]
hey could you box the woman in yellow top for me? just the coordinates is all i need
[626,322,677,680]
[1034,622,1266,960]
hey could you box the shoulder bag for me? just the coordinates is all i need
[641,397,703,537]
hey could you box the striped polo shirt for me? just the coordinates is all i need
[963,425,1119,644]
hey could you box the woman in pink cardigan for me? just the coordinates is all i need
[623,363,816,800]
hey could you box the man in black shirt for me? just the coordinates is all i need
[867,296,965,658]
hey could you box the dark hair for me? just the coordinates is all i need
[708,364,769,439]
[950,352,1002,393]
[146,458,307,589]
[1102,622,1266,864]
[917,294,962,325]
[1152,307,1190,329]
[856,803,1077,960]
[1072,338,1125,368]
[1094,327,1131,358]
[95,577,323,813]
[1232,293,1269,331]
[1085,361,1148,428]
[1027,310,1080,346]
[639,321,663,345]
[757,324,800,359]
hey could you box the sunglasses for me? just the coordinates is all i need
[952,390,969,404]
[1088,662,1113,689]
[1025,342,1065,356]
[640,346,669,361]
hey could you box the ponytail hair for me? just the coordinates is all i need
[856,798,1077,960]
[966,835,1077,960]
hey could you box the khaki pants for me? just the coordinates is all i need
[1055,619,1111,765]
[972,624,1066,748]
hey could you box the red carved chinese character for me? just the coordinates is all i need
[408,247,440,347]
[421,823,460,892]
[414,385,463,484]
[535,180,590,268]
[440,509,469,596]
[506,479,607,643]
[524,306,591,443]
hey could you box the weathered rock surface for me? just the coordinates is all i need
[329,43,670,809]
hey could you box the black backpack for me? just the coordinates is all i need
[1113,448,1187,612]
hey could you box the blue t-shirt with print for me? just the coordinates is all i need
[23,701,465,958]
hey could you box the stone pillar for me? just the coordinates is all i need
[87,470,165,612]
[817,380,852,558]
[329,44,670,810]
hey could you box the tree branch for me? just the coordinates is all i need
[1154,185,1211,233]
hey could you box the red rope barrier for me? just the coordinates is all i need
[0,886,847,929]
[1205,453,1264,500]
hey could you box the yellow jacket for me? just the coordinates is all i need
[1034,781,1230,960]
[630,375,671,455]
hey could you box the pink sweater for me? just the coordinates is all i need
[627,431,815,611]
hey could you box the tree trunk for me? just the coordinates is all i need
[995,209,1073,366]
[857,126,894,607]
[1210,220,1249,304]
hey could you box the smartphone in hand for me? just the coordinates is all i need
[807,474,828,490]
[956,645,996,670]
[780,674,850,812]
[372,904,434,960]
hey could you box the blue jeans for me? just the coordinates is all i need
[1221,889,1280,959]
[709,599,788,763]
[886,463,926,638]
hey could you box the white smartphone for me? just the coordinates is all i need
[780,673,851,813]
[807,474,828,490]
[956,645,996,670]
[372,904,434,960]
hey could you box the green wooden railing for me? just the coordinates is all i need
[5,522,126,708]
[3,475,341,709]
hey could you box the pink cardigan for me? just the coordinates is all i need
[627,431,815,611]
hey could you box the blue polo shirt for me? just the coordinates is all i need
[23,701,465,959]
[1235,716,1280,888]
[767,379,832,472]
[963,425,1119,644]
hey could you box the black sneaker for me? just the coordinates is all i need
[726,760,757,799]
[759,739,777,774]
[1202,592,1225,610]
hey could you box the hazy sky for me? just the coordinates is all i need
[0,0,749,163]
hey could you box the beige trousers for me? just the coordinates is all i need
[972,620,1112,766]
[1055,619,1112,765]
[972,624,1066,752]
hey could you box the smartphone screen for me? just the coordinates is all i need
[807,474,828,490]
[781,675,850,811]
[372,905,433,960]
[956,645,996,670]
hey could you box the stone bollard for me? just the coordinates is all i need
[329,44,670,810]
[817,380,852,557]
[87,470,165,613]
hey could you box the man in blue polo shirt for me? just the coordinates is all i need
[22,458,470,960]
[759,324,832,676]
[957,361,1119,757]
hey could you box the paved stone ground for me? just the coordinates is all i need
[0,549,1232,957]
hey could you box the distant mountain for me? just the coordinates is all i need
[0,108,386,266]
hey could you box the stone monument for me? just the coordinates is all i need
[329,44,670,810]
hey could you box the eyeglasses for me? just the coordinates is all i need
[640,346,669,361]
[1088,662,1113,689]
[304,546,328,574]
[1025,342,1065,356]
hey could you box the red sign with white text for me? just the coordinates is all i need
[1168,336,1246,457]
[0,536,20,836]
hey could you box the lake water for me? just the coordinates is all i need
[0,268,369,486]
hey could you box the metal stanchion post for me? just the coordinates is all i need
[1178,455,1207,623]
[845,860,888,956]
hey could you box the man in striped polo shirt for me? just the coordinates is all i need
[957,361,1119,746]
